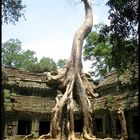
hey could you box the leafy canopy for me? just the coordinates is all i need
[83,0,138,79]
[83,24,112,79]
[2,39,23,67]
[2,0,26,24]
[38,57,57,72]
[57,59,67,69]
[2,39,66,73]
[99,0,138,73]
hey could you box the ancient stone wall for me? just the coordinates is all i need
[2,66,139,139]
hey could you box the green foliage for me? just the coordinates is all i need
[106,95,115,109]
[21,50,38,70]
[106,95,121,111]
[38,57,57,72]
[99,0,138,74]
[4,90,10,98]
[83,24,112,79]
[83,0,138,79]
[2,39,58,73]
[23,62,40,73]
[57,59,67,69]
[2,39,38,69]
[2,0,26,24]
[2,39,65,73]
[2,39,23,67]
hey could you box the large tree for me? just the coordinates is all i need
[57,59,67,69]
[2,39,59,73]
[83,0,138,79]
[2,39,23,67]
[21,50,38,71]
[39,0,99,140]
[99,0,138,74]
[2,0,26,24]
[2,39,38,69]
[83,24,112,79]
[39,57,57,72]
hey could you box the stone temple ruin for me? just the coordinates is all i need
[2,63,139,140]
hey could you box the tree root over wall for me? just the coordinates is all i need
[38,1,97,139]
[23,0,128,140]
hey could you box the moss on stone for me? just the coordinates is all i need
[4,89,10,98]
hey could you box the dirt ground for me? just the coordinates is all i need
[5,133,120,140]
[5,138,119,140]
[37,138,113,140]
[5,137,119,140]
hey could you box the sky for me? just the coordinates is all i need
[2,0,110,72]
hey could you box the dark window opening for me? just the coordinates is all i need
[74,120,83,132]
[94,118,103,132]
[115,119,121,134]
[7,125,13,136]
[39,121,50,136]
[17,120,31,135]
[133,116,139,134]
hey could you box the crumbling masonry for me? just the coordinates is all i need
[2,63,139,140]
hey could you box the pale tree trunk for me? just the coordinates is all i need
[38,0,97,140]
[117,108,128,140]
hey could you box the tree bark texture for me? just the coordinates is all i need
[38,0,98,140]
[117,108,128,140]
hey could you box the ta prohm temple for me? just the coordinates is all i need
[2,63,139,140]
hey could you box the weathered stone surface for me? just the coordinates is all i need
[2,64,139,140]
[92,91,139,111]
[2,65,139,113]
[2,66,49,89]
[96,63,138,92]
